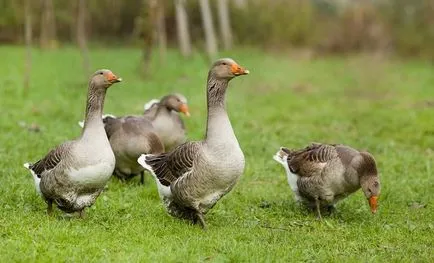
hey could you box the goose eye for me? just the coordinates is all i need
[222,62,227,66]
[99,72,104,75]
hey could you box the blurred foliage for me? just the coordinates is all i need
[0,0,433,58]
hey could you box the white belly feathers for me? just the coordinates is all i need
[67,161,114,187]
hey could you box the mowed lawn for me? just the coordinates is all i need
[0,46,433,262]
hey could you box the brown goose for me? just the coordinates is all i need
[274,143,380,219]
[138,58,249,228]
[102,115,164,184]
[143,93,190,151]
[24,69,121,217]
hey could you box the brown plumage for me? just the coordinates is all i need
[274,143,381,219]
[138,58,249,229]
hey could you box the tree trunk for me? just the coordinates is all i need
[217,0,232,50]
[24,0,32,92]
[199,0,218,61]
[69,1,77,42]
[40,0,57,49]
[77,0,90,77]
[142,0,158,76]
[174,0,192,57]
[156,0,167,63]
[234,0,247,9]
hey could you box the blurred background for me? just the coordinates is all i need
[2,0,434,84]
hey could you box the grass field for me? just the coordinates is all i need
[0,46,433,262]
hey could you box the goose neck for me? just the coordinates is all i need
[205,74,233,142]
[82,82,106,135]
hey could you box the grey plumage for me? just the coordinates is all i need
[143,141,200,187]
[143,93,190,151]
[24,69,122,217]
[103,115,164,184]
[274,143,381,219]
[138,58,249,228]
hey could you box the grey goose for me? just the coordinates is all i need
[24,69,121,217]
[273,143,380,219]
[79,93,189,152]
[143,93,190,151]
[138,58,249,229]
[101,115,164,184]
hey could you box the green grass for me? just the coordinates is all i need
[0,46,433,262]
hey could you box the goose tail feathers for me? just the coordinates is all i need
[144,99,160,111]
[137,154,157,177]
[138,154,172,199]
[23,162,42,195]
[273,147,291,165]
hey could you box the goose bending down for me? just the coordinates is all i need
[273,143,380,219]
[138,58,249,228]
[102,115,164,184]
[143,93,190,151]
[24,69,122,217]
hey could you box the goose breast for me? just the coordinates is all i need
[67,143,115,187]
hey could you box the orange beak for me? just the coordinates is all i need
[179,103,190,117]
[231,63,250,76]
[369,196,378,214]
[107,72,122,83]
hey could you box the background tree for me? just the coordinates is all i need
[199,0,218,60]
[156,0,167,63]
[24,0,32,92]
[174,0,192,57]
[234,0,247,9]
[217,0,232,50]
[141,0,158,76]
[39,0,57,49]
[0,0,433,61]
[77,0,90,77]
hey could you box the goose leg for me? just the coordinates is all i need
[315,198,322,220]
[196,212,207,230]
[140,171,145,185]
[78,209,86,219]
[327,205,336,214]
[47,200,53,216]
[114,170,126,183]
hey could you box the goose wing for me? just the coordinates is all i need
[287,143,339,177]
[28,142,72,177]
[139,141,201,186]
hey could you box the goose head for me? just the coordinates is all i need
[210,58,249,81]
[358,152,380,214]
[161,93,190,117]
[90,69,122,89]
[361,175,381,214]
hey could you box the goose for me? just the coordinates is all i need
[138,58,249,229]
[78,114,116,128]
[102,115,164,184]
[143,93,190,151]
[24,69,122,217]
[273,143,380,219]
[79,93,189,153]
